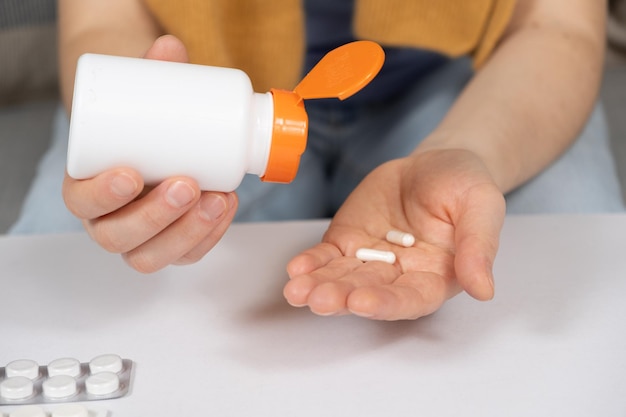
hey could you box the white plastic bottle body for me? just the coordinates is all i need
[67,54,273,191]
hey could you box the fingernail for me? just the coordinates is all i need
[350,309,374,318]
[166,181,196,208]
[227,192,236,206]
[111,173,138,198]
[287,301,307,308]
[315,311,338,317]
[199,193,227,221]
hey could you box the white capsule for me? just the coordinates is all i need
[385,230,415,247]
[356,248,396,264]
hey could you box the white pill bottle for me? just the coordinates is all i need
[66,41,384,191]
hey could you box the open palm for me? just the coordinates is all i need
[283,149,506,320]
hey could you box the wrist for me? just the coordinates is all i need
[410,132,522,193]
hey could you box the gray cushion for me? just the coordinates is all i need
[0,0,58,106]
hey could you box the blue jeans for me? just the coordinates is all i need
[9,58,625,234]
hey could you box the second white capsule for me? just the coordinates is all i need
[385,230,415,247]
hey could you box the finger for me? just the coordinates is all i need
[454,187,505,301]
[286,242,345,277]
[143,34,189,62]
[286,259,400,316]
[284,254,361,307]
[283,275,318,307]
[123,192,236,272]
[306,271,392,317]
[85,177,200,253]
[172,192,239,265]
[63,168,143,220]
[347,272,460,320]
[306,281,355,316]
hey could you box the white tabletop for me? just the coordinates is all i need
[0,215,625,416]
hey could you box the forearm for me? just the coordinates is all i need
[58,0,162,113]
[415,1,606,193]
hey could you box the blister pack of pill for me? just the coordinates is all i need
[0,354,133,407]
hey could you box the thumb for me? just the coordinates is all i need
[143,34,189,63]
[453,187,505,301]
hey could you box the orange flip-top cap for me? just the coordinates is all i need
[261,89,308,183]
[261,41,384,183]
[294,40,384,100]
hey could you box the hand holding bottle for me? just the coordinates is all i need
[63,35,239,272]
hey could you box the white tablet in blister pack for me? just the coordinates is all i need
[0,354,133,407]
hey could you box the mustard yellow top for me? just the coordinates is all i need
[142,0,516,92]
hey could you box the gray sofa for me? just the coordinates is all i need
[0,0,59,232]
